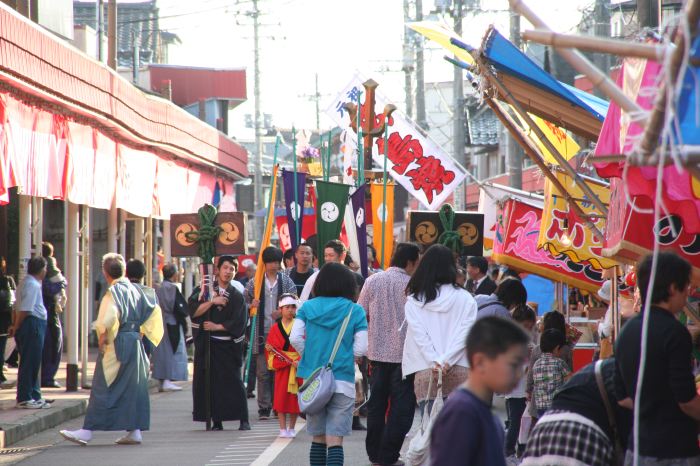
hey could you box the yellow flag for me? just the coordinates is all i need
[370,182,395,269]
[251,164,280,317]
[537,171,616,270]
[513,107,580,165]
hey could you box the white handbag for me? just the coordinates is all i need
[406,371,444,466]
[518,401,533,445]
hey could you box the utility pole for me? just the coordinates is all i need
[593,0,611,99]
[415,0,428,130]
[453,0,466,209]
[506,7,523,190]
[637,0,659,29]
[107,0,117,70]
[402,0,414,119]
[96,0,104,62]
[252,0,264,249]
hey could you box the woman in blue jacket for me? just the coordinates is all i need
[290,262,368,466]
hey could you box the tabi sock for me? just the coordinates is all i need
[327,445,344,466]
[75,429,92,441]
[309,442,327,466]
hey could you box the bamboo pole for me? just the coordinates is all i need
[523,29,666,61]
[479,60,609,216]
[487,98,605,240]
[508,0,643,117]
[638,0,700,161]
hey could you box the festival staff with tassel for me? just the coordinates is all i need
[265,293,303,438]
[188,255,250,431]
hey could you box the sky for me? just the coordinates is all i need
[144,0,596,139]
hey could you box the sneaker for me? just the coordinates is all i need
[279,429,288,438]
[286,428,297,438]
[258,410,271,420]
[17,400,50,409]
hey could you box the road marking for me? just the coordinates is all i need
[250,421,306,466]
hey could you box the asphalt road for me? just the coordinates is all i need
[1,382,507,466]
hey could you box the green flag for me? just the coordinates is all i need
[315,180,351,265]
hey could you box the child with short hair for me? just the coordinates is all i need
[265,294,303,438]
[430,316,530,466]
[531,329,570,418]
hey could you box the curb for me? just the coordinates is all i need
[0,378,161,448]
[0,399,87,448]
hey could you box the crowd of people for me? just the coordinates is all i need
[1,237,698,466]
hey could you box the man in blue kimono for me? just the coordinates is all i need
[60,253,163,445]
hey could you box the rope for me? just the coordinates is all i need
[437,204,462,255]
[184,204,221,264]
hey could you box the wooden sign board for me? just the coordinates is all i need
[406,210,484,256]
[170,211,247,257]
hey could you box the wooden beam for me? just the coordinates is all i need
[487,98,605,241]
[480,60,609,216]
[523,29,666,61]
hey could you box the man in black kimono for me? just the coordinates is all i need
[188,255,250,431]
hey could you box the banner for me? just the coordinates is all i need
[282,169,307,250]
[350,187,369,277]
[275,214,317,252]
[493,198,605,293]
[478,183,544,250]
[407,210,484,256]
[340,129,358,185]
[325,74,467,210]
[315,180,351,265]
[538,172,616,270]
[170,211,247,257]
[603,178,700,273]
[371,182,395,269]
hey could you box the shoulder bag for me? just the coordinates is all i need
[297,306,353,415]
[594,359,624,466]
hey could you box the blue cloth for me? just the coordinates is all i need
[482,28,608,120]
[15,316,47,402]
[83,281,157,431]
[296,297,367,384]
[430,387,507,466]
[17,276,46,320]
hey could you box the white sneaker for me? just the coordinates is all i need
[17,400,50,409]
[60,429,91,446]
[161,380,182,392]
[279,429,288,438]
[286,428,297,438]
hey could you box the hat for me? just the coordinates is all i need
[278,295,299,308]
[597,280,612,302]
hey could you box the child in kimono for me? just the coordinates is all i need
[265,293,302,438]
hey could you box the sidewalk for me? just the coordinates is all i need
[0,348,159,448]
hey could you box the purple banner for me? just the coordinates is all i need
[282,169,307,250]
[350,186,369,278]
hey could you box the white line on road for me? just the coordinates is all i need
[250,421,306,466]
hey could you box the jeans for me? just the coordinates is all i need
[41,309,62,385]
[366,361,416,465]
[16,317,47,403]
[505,397,527,456]
[256,352,274,413]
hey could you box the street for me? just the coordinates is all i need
[1,383,373,466]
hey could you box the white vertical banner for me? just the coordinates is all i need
[325,73,467,211]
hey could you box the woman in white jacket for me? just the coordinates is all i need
[402,244,478,409]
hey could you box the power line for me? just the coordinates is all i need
[116,4,231,25]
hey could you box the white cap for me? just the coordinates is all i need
[278,295,299,308]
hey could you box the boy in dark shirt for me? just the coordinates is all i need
[430,316,530,466]
[615,252,700,464]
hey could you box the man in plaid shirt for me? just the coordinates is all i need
[531,329,570,417]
